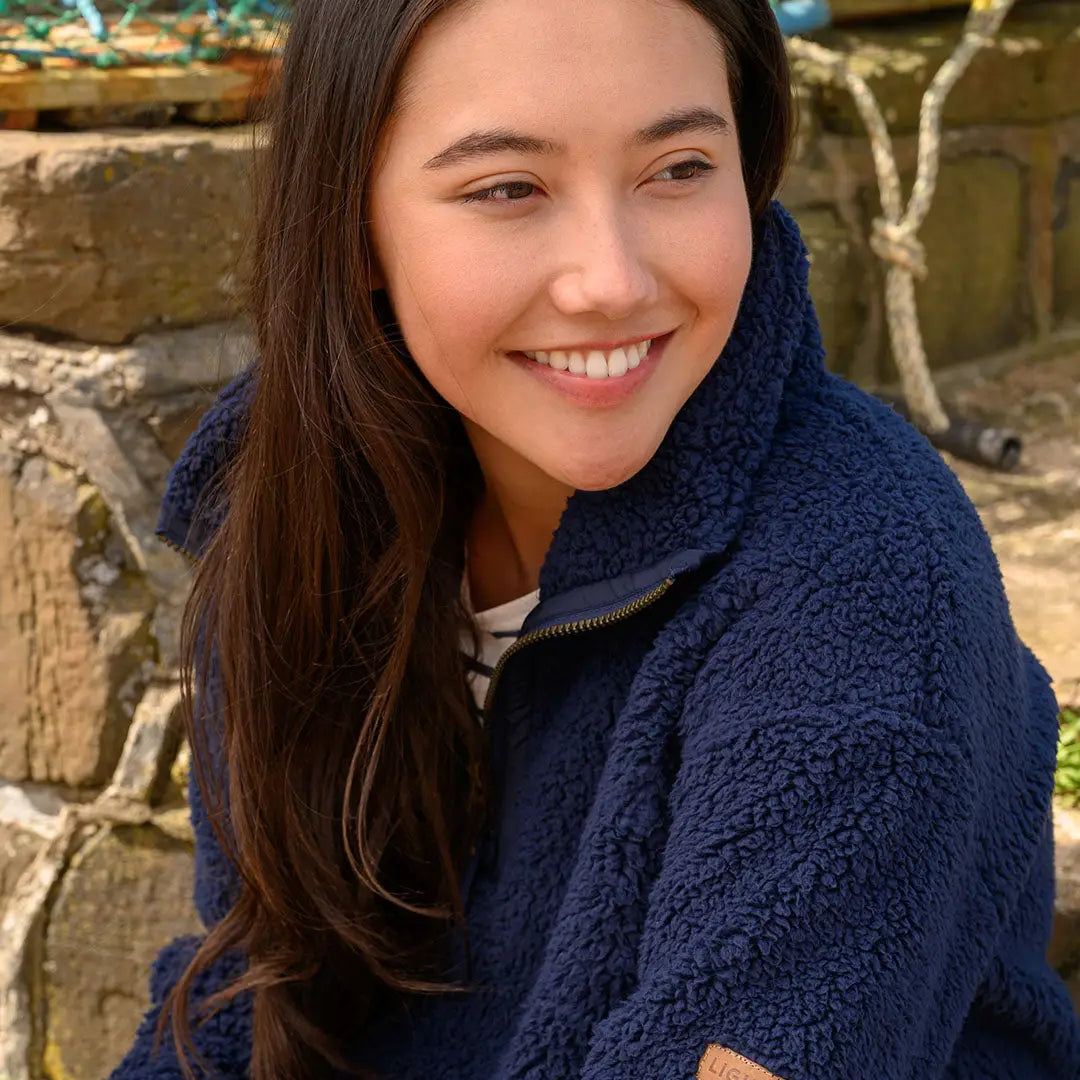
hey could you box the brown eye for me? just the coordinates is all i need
[463,180,537,204]
[655,159,716,183]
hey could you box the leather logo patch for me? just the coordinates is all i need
[697,1044,786,1080]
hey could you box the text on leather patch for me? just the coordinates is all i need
[697,1043,786,1080]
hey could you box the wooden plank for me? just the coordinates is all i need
[0,13,279,112]
[0,53,276,112]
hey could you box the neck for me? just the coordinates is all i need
[464,420,572,611]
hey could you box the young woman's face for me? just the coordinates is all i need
[368,0,752,493]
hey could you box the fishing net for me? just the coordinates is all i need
[0,0,285,69]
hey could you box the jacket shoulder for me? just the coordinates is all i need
[756,370,1002,599]
[702,370,1022,720]
[776,371,989,543]
[156,364,257,559]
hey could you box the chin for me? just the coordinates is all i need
[547,445,658,493]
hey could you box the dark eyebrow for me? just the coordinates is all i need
[421,105,731,171]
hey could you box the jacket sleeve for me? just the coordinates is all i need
[576,694,1053,1080]
[109,674,252,1079]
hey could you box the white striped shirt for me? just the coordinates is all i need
[460,573,540,720]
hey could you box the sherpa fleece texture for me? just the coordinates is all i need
[111,203,1080,1080]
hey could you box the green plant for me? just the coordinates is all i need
[1055,709,1080,806]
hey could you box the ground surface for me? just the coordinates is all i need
[935,347,1080,709]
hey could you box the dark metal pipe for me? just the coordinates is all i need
[874,393,1023,472]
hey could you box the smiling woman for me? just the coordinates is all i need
[367,0,755,528]
[110,1,1080,1079]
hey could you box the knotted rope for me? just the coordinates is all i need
[787,0,1021,435]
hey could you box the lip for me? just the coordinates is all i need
[519,332,660,355]
[509,330,675,408]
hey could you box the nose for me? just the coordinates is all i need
[548,200,659,320]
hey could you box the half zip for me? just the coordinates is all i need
[480,575,677,721]
[458,572,680,921]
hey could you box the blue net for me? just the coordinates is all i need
[0,0,286,68]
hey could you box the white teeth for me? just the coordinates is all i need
[607,347,629,378]
[521,339,654,378]
[585,351,608,379]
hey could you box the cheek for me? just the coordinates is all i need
[378,230,529,411]
[666,201,753,333]
[383,222,524,355]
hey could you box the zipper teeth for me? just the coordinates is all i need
[480,576,675,717]
[157,531,197,563]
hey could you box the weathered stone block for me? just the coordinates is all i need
[0,324,252,468]
[0,818,42,908]
[1055,160,1080,327]
[116,323,254,402]
[0,127,253,344]
[914,154,1030,367]
[0,324,249,668]
[42,823,200,1080]
[850,152,1031,381]
[787,149,1034,382]
[0,780,72,1080]
[0,781,66,908]
[795,2,1080,136]
[106,683,183,805]
[797,207,874,383]
[0,323,250,406]
[0,453,157,786]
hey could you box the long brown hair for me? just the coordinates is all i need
[159,1,793,1076]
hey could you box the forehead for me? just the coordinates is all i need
[390,0,730,143]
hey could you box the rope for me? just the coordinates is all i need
[787,0,1021,435]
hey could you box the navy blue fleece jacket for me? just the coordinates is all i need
[112,203,1080,1080]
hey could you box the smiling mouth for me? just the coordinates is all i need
[512,333,672,380]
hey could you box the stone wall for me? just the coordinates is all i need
[0,326,246,1079]
[0,4,1079,1076]
[781,0,1080,386]
[0,128,252,345]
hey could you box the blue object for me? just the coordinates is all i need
[62,0,106,41]
[771,0,832,35]
[112,203,1080,1080]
